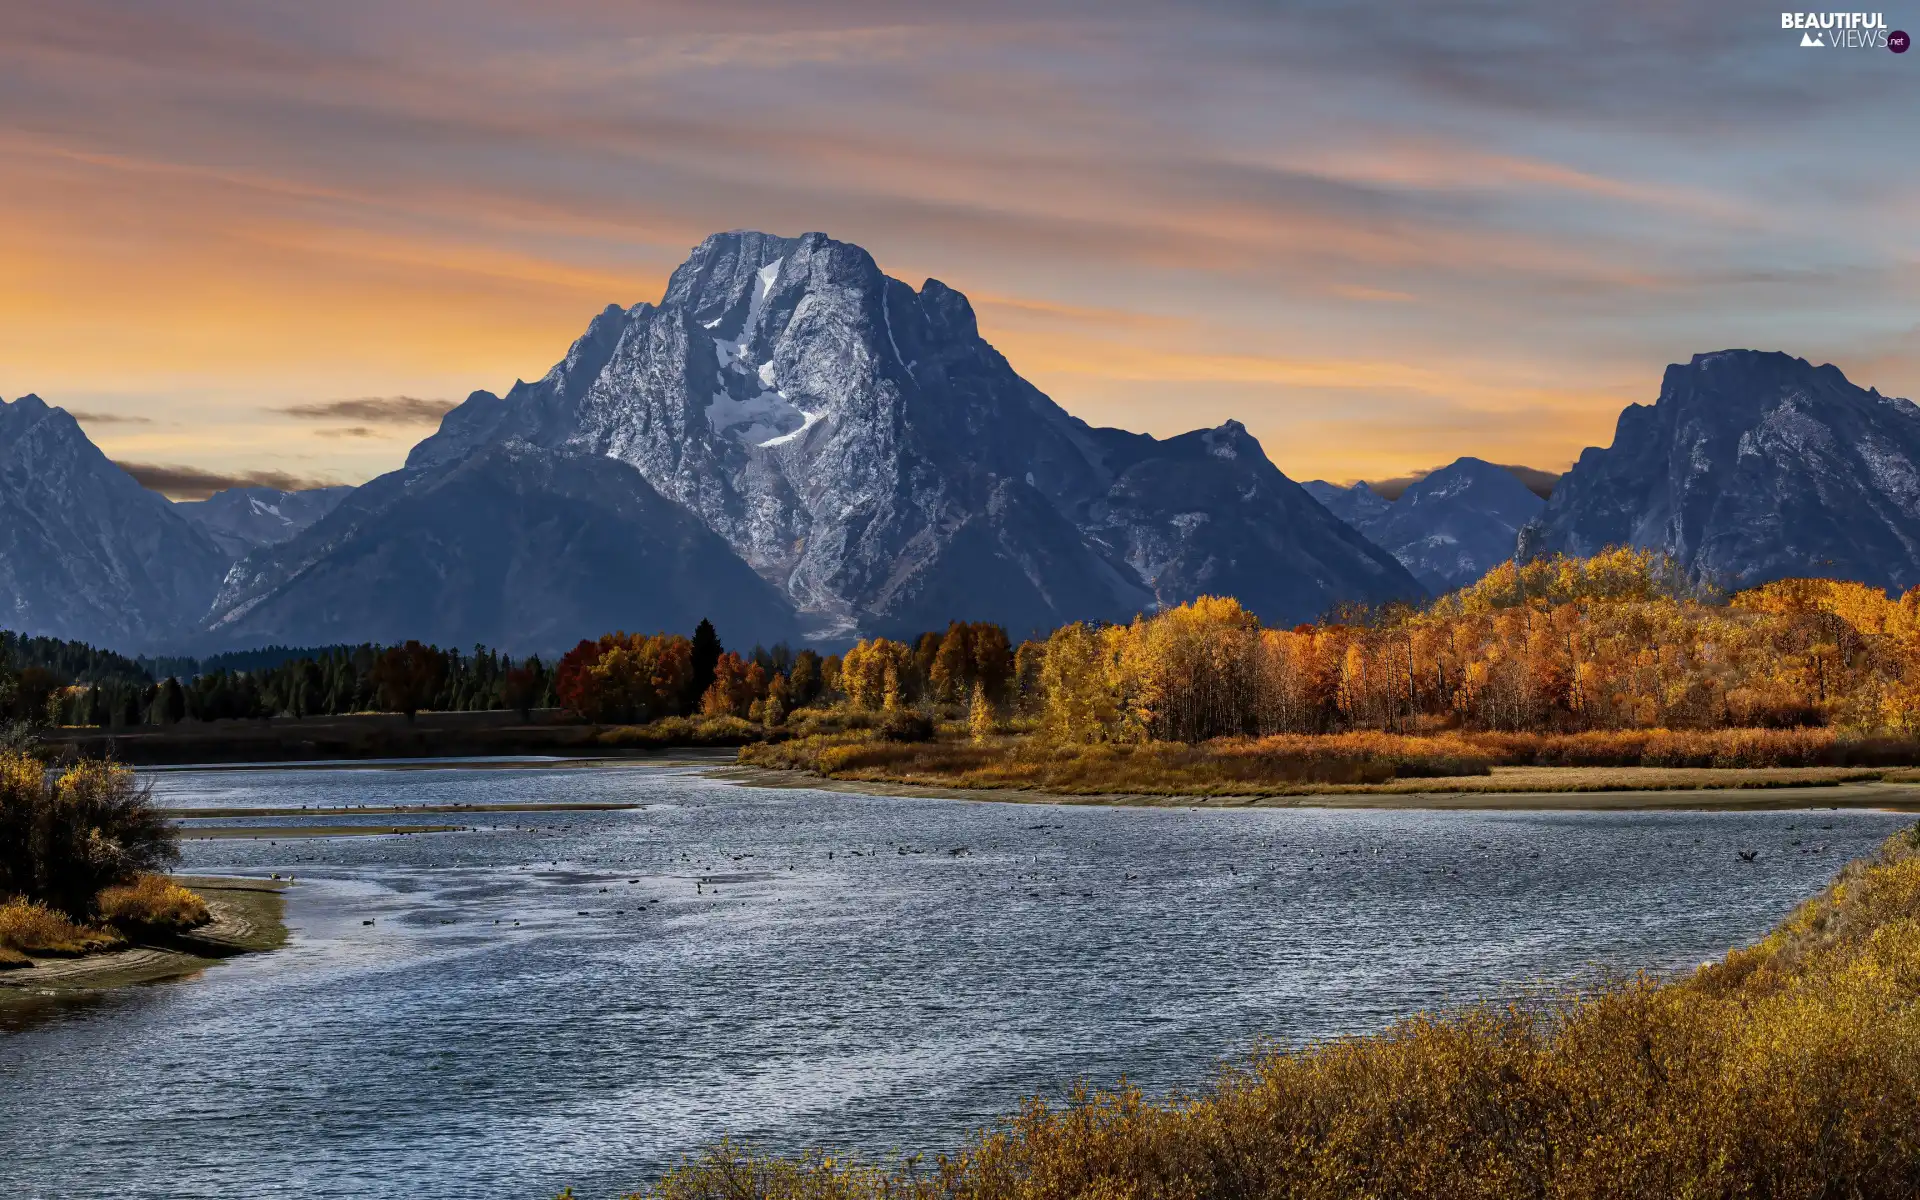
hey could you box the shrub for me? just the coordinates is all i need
[0,754,178,919]
[97,873,211,932]
[877,711,935,743]
[1463,727,1920,769]
[0,896,123,957]
[593,715,758,748]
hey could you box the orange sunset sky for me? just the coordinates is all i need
[2,1,1914,497]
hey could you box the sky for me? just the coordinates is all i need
[1,1,1915,498]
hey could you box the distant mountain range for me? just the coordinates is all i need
[174,485,354,559]
[2,233,1914,652]
[1305,459,1546,592]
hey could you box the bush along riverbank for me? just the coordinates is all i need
[596,823,1920,1200]
[0,753,282,985]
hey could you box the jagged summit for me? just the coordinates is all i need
[230,229,1425,643]
[1523,350,1920,589]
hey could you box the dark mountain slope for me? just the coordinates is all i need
[205,441,799,652]
[0,395,229,648]
[1523,351,1920,590]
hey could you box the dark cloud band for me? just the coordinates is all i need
[68,410,154,425]
[1368,463,1560,502]
[276,396,458,424]
[115,461,339,501]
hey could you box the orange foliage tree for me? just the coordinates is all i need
[1030,550,1920,743]
[556,632,695,722]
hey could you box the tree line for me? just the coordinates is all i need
[553,619,1019,726]
[557,547,1920,746]
[15,546,1914,740]
[0,635,564,728]
[1025,548,1920,743]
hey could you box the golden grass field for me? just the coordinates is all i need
[736,725,1920,802]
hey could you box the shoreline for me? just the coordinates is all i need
[0,876,289,997]
[712,763,1920,811]
[113,749,1920,811]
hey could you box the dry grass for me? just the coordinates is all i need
[633,826,1920,1200]
[1349,764,1888,794]
[96,874,211,932]
[595,715,759,748]
[738,725,1920,798]
[0,897,123,957]
[1465,727,1920,769]
[741,732,1495,797]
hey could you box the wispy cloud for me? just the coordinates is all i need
[1,0,1912,487]
[115,461,339,501]
[275,396,458,424]
[67,409,153,425]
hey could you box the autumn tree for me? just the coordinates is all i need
[841,639,911,711]
[370,641,447,721]
[969,678,994,744]
[788,650,823,708]
[500,660,545,721]
[689,619,723,710]
[558,634,694,722]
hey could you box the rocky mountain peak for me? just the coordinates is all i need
[376,230,1426,638]
[1525,350,1920,590]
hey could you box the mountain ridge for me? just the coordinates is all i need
[380,229,1425,639]
[1522,350,1920,591]
[0,394,232,649]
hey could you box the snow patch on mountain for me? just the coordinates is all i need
[707,389,809,446]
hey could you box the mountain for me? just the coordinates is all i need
[204,439,800,652]
[176,485,354,559]
[1301,479,1391,528]
[1521,351,1920,590]
[1304,460,1545,592]
[404,230,1423,637]
[1358,459,1544,592]
[0,395,230,648]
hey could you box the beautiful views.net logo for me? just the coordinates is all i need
[1781,11,1907,49]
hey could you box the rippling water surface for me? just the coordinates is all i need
[2,762,1908,1199]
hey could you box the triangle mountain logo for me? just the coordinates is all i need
[1801,31,1825,46]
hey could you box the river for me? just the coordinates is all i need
[1,761,1907,1199]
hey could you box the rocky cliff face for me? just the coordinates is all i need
[176,485,354,559]
[204,440,800,652]
[1523,351,1920,591]
[405,230,1424,636]
[0,395,230,648]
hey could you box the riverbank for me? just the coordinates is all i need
[733,724,1920,805]
[715,763,1920,810]
[41,711,757,765]
[0,876,287,995]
